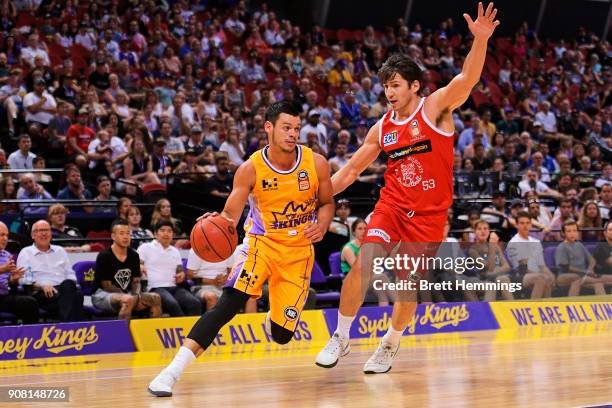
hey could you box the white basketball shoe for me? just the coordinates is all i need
[315,332,350,368]
[363,340,400,374]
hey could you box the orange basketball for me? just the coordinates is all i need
[190,216,238,262]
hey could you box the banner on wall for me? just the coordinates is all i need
[0,320,134,360]
[490,301,612,329]
[323,302,499,339]
[130,310,330,351]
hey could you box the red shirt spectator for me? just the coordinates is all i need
[66,109,96,157]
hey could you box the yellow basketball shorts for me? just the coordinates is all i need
[226,236,314,332]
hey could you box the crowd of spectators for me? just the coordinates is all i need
[0,0,610,323]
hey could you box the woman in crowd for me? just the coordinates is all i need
[128,205,153,249]
[579,201,603,241]
[341,218,395,306]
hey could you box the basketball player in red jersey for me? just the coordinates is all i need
[316,2,500,373]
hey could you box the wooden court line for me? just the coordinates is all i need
[1,346,610,387]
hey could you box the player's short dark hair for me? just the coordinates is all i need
[264,100,302,125]
[154,219,175,232]
[516,211,531,222]
[111,218,130,232]
[378,53,423,87]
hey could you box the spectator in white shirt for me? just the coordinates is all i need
[219,128,245,168]
[19,32,50,68]
[186,248,234,311]
[329,143,349,174]
[518,169,561,199]
[23,78,56,127]
[74,23,97,51]
[506,212,555,299]
[17,220,83,321]
[224,10,246,37]
[534,101,557,133]
[299,110,328,153]
[595,164,611,189]
[224,45,246,76]
[7,134,36,169]
[138,220,202,317]
[87,129,129,171]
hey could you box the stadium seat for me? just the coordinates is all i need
[142,183,168,203]
[0,312,17,325]
[543,245,557,271]
[73,261,108,317]
[310,261,340,304]
[328,252,344,278]
[86,230,112,250]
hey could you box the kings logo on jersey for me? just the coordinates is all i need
[382,130,398,147]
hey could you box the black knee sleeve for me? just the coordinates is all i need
[270,321,294,345]
[187,288,250,350]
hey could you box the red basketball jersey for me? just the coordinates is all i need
[377,97,455,215]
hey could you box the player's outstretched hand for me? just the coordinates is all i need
[304,222,325,243]
[463,2,500,40]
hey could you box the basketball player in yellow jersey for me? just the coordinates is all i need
[149,101,335,397]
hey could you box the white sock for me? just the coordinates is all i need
[164,346,196,378]
[334,312,355,339]
[382,326,404,347]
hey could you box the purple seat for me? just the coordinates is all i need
[328,252,344,278]
[0,311,17,324]
[310,261,328,284]
[73,261,112,317]
[310,261,340,303]
[543,246,557,270]
[73,261,96,296]
[585,244,597,255]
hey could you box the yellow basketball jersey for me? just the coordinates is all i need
[244,145,319,247]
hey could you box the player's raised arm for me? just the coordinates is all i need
[331,120,382,195]
[427,2,500,113]
[305,153,335,243]
[218,159,255,226]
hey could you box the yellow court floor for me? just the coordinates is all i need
[1,321,611,408]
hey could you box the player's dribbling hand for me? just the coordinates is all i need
[304,223,325,243]
[197,212,235,226]
[197,212,219,221]
[463,2,500,40]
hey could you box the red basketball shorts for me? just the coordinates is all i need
[363,204,448,280]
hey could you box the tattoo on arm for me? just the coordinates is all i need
[131,277,141,295]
